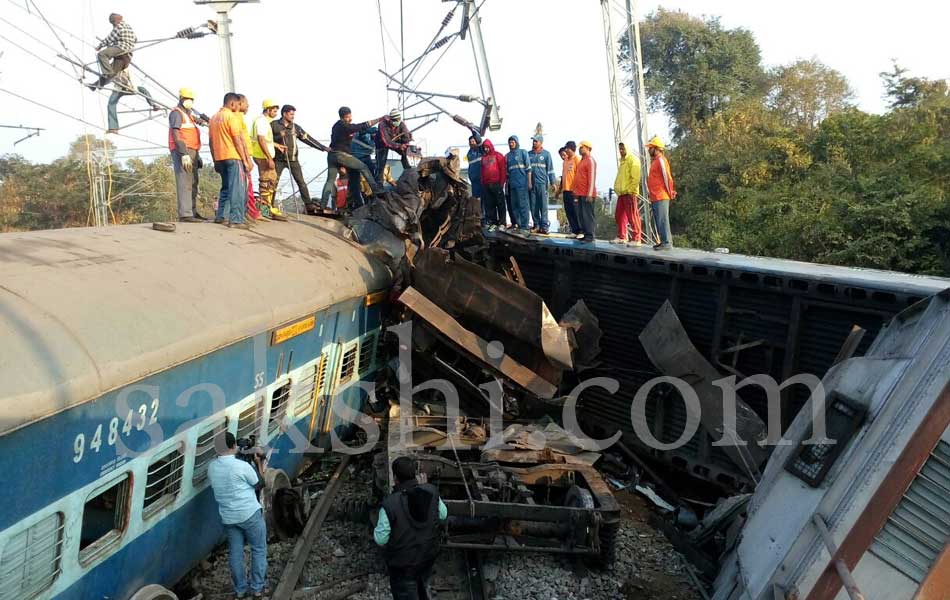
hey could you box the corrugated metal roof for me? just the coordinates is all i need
[0,218,391,436]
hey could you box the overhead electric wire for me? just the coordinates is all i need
[0,87,165,149]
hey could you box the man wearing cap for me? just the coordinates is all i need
[573,141,598,243]
[321,107,384,210]
[87,13,136,90]
[466,130,485,224]
[528,135,556,234]
[251,99,287,220]
[375,109,412,182]
[272,105,328,215]
[168,87,206,223]
[646,136,676,250]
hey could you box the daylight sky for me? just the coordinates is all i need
[0,0,947,191]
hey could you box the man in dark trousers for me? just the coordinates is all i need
[375,109,412,180]
[271,105,328,215]
[321,106,385,209]
[374,457,447,600]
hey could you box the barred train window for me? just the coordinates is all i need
[359,332,378,375]
[293,361,322,419]
[79,474,130,564]
[0,512,64,599]
[237,398,260,440]
[143,445,184,518]
[268,381,292,437]
[339,345,358,384]
[193,418,229,487]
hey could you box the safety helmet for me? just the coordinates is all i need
[179,87,195,100]
[646,136,665,150]
[389,108,401,123]
[262,98,278,110]
[579,140,593,151]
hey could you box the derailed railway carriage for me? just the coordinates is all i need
[0,218,391,599]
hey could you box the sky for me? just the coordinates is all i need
[0,0,947,194]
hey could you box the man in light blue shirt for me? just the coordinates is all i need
[373,457,447,600]
[208,432,268,599]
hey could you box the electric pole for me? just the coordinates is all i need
[600,0,654,243]
[194,1,259,91]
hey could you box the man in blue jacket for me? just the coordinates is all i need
[505,135,531,230]
[528,134,556,234]
[466,130,485,225]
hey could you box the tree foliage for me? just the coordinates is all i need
[621,10,950,276]
[631,9,766,139]
[767,59,854,129]
[0,137,219,232]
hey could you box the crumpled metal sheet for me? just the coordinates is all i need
[639,301,768,476]
[558,300,601,371]
[413,248,574,372]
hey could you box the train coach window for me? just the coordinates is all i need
[237,398,261,440]
[193,418,229,487]
[79,474,130,565]
[0,512,65,599]
[268,381,292,437]
[143,445,185,518]
[293,360,322,419]
[359,332,378,375]
[339,345,358,384]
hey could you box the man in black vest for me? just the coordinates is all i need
[373,457,446,600]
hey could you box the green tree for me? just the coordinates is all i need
[881,62,949,109]
[767,59,854,129]
[629,8,766,138]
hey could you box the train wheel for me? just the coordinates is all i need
[129,584,178,600]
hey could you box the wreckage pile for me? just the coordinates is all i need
[186,457,702,600]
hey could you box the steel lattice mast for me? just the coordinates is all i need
[600,0,654,242]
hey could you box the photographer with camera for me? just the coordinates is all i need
[208,432,269,599]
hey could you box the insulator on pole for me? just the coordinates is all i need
[441,8,456,28]
[432,36,451,50]
[175,27,195,38]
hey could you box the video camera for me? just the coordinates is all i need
[235,435,267,491]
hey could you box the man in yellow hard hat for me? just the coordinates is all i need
[168,87,206,222]
[251,99,287,220]
[646,136,676,250]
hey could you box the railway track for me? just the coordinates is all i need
[429,549,491,600]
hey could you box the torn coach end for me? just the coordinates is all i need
[640,300,769,477]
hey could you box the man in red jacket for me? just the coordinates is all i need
[573,141,597,243]
[479,139,508,230]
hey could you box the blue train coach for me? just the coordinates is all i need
[0,218,392,599]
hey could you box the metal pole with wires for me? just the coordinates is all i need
[194,0,259,91]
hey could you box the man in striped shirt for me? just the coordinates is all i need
[89,14,136,90]
[573,141,598,243]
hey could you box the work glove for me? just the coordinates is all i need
[181,154,193,172]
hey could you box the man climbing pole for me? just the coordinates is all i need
[106,66,160,134]
[168,87,206,223]
[87,13,136,90]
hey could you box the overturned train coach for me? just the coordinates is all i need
[496,236,950,490]
[0,219,391,600]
